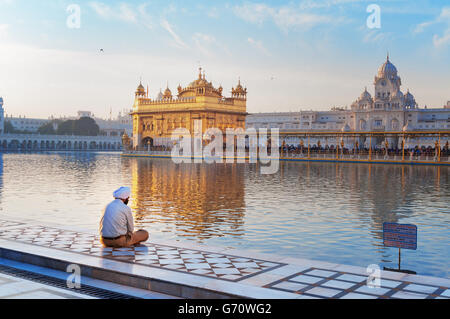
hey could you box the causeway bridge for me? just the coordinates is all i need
[0,133,123,151]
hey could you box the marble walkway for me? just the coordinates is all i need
[0,218,449,299]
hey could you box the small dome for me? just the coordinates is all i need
[136,82,145,95]
[404,90,416,108]
[378,55,398,78]
[135,82,146,96]
[359,88,372,100]
[232,79,247,96]
[392,90,403,99]
[405,90,414,100]
[163,85,173,99]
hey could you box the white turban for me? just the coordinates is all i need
[113,187,131,200]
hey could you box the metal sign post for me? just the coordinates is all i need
[383,222,417,274]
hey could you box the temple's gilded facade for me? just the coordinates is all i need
[131,68,247,149]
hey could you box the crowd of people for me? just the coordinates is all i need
[139,141,450,159]
[280,142,450,157]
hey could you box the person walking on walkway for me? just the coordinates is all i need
[99,187,149,248]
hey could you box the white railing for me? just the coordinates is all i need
[123,150,450,163]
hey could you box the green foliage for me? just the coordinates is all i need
[4,121,16,133]
[37,121,60,135]
[56,117,100,136]
[6,117,100,136]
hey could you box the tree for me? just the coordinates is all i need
[74,117,100,136]
[4,121,16,133]
[56,120,75,135]
[56,117,99,136]
[38,121,60,135]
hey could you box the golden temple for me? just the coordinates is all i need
[129,68,247,150]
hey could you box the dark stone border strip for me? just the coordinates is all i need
[265,267,449,299]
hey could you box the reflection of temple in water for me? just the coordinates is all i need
[0,154,3,206]
[281,162,447,243]
[127,158,246,240]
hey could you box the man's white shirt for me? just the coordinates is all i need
[99,199,134,238]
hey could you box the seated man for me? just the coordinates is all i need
[99,187,149,248]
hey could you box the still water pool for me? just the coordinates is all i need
[0,152,448,277]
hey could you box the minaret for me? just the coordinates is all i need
[135,81,146,98]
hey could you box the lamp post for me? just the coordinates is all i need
[402,134,405,161]
[307,135,310,159]
[385,139,389,159]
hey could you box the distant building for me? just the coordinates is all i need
[0,97,4,134]
[247,55,450,133]
[77,111,94,118]
[2,101,132,136]
[5,114,49,133]
[95,110,133,137]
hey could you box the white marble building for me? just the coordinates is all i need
[0,97,4,134]
[3,105,132,136]
[4,115,49,133]
[247,56,450,135]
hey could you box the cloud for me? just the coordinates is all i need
[160,18,189,49]
[298,0,367,10]
[413,21,434,34]
[247,37,271,56]
[433,30,450,48]
[193,33,216,56]
[89,2,113,19]
[193,33,231,57]
[138,3,153,29]
[89,2,138,23]
[233,2,339,32]
[118,3,137,23]
[362,29,392,44]
[207,7,219,19]
[414,7,450,48]
[0,0,15,5]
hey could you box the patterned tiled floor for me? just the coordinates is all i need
[266,267,450,299]
[0,224,284,282]
[0,220,24,229]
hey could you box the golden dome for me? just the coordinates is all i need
[163,85,173,99]
[135,81,146,96]
[179,67,223,98]
[232,78,247,98]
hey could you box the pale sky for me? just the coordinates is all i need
[0,0,449,119]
